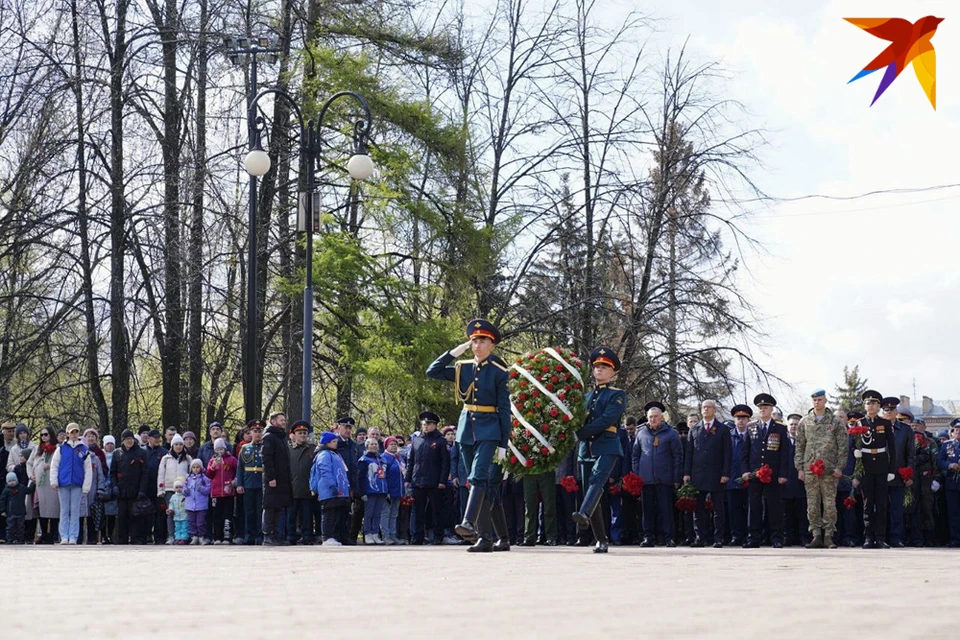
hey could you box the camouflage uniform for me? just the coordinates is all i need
[795,408,847,537]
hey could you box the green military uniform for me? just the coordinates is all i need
[795,398,847,546]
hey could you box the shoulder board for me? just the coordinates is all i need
[490,360,509,372]
[608,386,623,392]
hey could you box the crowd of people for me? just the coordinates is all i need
[3,392,958,549]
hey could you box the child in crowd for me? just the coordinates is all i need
[183,458,210,545]
[166,478,189,545]
[381,436,406,545]
[1,472,35,544]
[358,438,388,544]
[309,432,351,546]
[205,438,237,544]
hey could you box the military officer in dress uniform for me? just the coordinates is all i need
[742,393,791,548]
[571,347,626,554]
[426,319,511,552]
[854,390,897,549]
[936,419,960,547]
[235,419,265,545]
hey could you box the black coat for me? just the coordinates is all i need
[338,437,361,492]
[744,420,791,480]
[289,442,315,500]
[261,426,292,509]
[144,445,167,492]
[405,430,451,488]
[683,420,732,493]
[112,445,149,499]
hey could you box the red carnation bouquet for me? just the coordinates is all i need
[504,347,588,476]
[675,483,698,512]
[704,495,714,511]
[738,463,773,485]
[400,495,415,508]
[898,467,915,508]
[847,425,869,477]
[809,459,826,478]
[560,475,579,494]
[843,495,857,510]
[621,472,644,498]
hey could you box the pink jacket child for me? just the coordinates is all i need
[205,445,237,498]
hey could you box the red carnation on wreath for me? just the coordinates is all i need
[560,475,579,493]
[843,496,857,510]
[621,472,644,498]
[809,459,826,478]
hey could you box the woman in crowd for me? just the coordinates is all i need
[113,429,148,545]
[101,435,119,544]
[158,434,192,544]
[79,429,108,544]
[49,423,92,545]
[358,437,388,544]
[310,431,350,546]
[381,436,406,545]
[28,426,60,543]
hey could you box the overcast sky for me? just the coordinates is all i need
[616,0,959,413]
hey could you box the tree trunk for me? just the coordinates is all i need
[108,0,131,436]
[159,0,182,428]
[187,0,208,429]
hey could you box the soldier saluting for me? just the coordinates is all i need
[854,389,897,549]
[426,319,511,552]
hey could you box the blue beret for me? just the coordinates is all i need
[811,389,826,398]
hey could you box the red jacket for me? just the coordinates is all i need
[205,452,237,498]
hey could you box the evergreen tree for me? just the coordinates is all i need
[831,365,869,412]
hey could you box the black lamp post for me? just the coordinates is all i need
[244,90,373,424]
[224,34,283,424]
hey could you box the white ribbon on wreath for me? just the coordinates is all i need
[542,347,584,385]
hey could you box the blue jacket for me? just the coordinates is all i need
[937,440,960,491]
[310,447,350,501]
[888,421,917,487]
[631,423,682,485]
[426,351,512,447]
[357,452,389,496]
[382,451,405,498]
[57,441,89,488]
[449,443,468,485]
[404,429,451,488]
[683,420,732,493]
[781,435,805,499]
[576,384,626,460]
[235,441,264,489]
[610,429,633,480]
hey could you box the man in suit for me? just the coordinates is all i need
[881,397,916,547]
[741,393,791,548]
[683,399,731,548]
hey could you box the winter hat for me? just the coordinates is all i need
[214,438,227,451]
[15,423,29,437]
[120,429,134,441]
[83,428,99,438]
[103,435,116,447]
[183,431,197,442]
[171,434,184,446]
[383,436,397,449]
[319,432,337,446]
[190,458,204,470]
[5,472,17,484]
[174,476,185,488]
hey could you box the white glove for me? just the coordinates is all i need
[886,473,895,482]
[361,495,368,503]
[496,447,507,461]
[450,341,472,357]
[853,450,862,458]
[932,480,941,492]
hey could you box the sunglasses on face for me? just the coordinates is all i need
[41,433,50,438]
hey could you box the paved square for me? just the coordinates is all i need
[5,546,952,639]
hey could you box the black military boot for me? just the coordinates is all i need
[572,483,603,530]
[455,484,486,542]
[491,501,511,552]
[467,494,494,553]
[590,508,608,553]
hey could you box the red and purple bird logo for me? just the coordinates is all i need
[845,16,943,110]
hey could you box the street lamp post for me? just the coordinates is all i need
[244,90,374,424]
[223,35,282,424]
